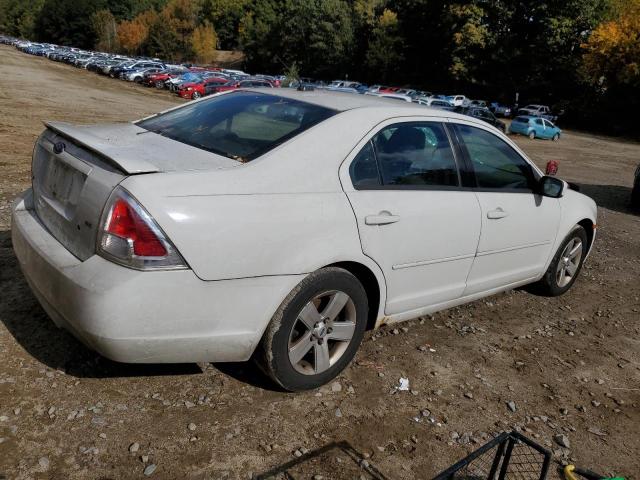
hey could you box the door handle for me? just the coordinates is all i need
[365,212,400,225]
[487,208,508,219]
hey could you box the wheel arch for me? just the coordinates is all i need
[324,260,384,331]
[577,218,595,252]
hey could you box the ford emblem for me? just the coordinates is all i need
[53,141,65,154]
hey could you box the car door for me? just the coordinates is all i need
[533,118,546,137]
[543,119,557,137]
[452,123,561,294]
[342,119,481,315]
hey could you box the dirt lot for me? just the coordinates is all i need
[0,45,639,480]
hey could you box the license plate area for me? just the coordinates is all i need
[35,149,88,220]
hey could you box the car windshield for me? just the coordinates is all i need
[137,91,337,162]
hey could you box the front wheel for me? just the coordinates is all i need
[529,130,536,140]
[530,226,588,296]
[631,178,640,209]
[552,133,560,141]
[257,267,368,391]
[192,91,201,99]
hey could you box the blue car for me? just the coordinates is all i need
[509,115,561,141]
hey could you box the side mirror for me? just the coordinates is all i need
[539,176,564,198]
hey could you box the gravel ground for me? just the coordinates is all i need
[0,45,639,480]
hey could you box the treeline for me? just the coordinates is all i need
[0,0,639,135]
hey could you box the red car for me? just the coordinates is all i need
[178,77,228,99]
[144,71,182,89]
[378,86,400,93]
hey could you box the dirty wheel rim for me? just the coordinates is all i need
[193,92,201,99]
[556,238,583,288]
[288,290,356,375]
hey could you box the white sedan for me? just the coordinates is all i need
[12,89,597,391]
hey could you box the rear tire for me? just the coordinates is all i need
[529,131,536,140]
[529,226,588,296]
[257,267,368,391]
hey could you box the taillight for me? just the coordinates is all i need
[97,187,187,270]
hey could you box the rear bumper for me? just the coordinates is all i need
[11,189,304,363]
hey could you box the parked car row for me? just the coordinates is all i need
[2,36,563,141]
[2,37,281,100]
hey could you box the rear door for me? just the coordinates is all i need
[342,119,481,315]
[452,123,560,294]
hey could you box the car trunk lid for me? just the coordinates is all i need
[32,122,239,261]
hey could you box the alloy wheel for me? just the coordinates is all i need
[556,238,583,288]
[288,290,356,375]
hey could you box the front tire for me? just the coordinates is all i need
[258,267,368,391]
[632,178,640,209]
[192,91,201,99]
[552,133,560,141]
[531,226,588,296]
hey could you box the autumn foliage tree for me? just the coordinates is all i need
[191,21,217,64]
[117,10,156,54]
[582,0,640,88]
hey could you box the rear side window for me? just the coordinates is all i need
[137,91,336,162]
[456,124,536,190]
[349,141,380,188]
[350,122,459,189]
[535,118,544,125]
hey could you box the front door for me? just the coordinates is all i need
[342,120,481,315]
[453,123,561,294]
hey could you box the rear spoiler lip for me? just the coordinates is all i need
[44,121,160,174]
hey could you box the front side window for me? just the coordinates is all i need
[137,91,336,162]
[456,124,536,190]
[350,122,459,188]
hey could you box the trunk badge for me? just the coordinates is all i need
[53,142,66,154]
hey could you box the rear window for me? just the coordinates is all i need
[137,91,336,161]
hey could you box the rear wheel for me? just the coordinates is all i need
[258,267,368,391]
[530,226,588,296]
[529,130,536,140]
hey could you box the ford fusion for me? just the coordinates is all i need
[12,90,597,391]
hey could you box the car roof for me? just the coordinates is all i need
[240,88,453,114]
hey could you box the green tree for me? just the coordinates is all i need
[200,0,249,49]
[93,8,119,51]
[364,9,403,83]
[240,0,354,77]
[34,0,107,48]
[0,0,45,38]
